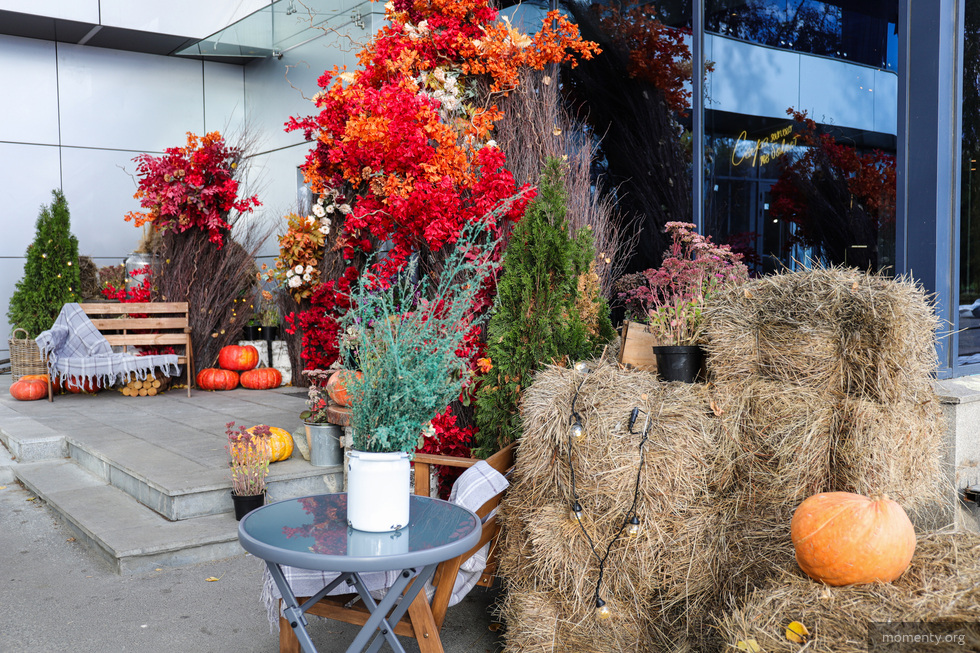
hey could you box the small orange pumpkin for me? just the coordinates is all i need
[326,369,362,407]
[10,377,48,401]
[791,491,915,586]
[196,368,240,391]
[247,425,294,462]
[240,367,282,390]
[217,345,260,372]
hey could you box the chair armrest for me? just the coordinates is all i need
[412,453,479,468]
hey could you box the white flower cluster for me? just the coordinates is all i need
[311,189,351,236]
[286,263,317,289]
[403,20,430,40]
[418,67,463,117]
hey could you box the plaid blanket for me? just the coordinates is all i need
[261,460,509,633]
[35,303,180,389]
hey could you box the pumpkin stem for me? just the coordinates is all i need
[871,493,889,503]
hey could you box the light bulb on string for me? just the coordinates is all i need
[626,515,641,538]
[573,361,589,373]
[595,597,612,620]
[570,501,583,522]
[571,420,585,442]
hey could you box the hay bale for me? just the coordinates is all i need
[715,532,980,653]
[711,380,838,506]
[703,267,939,404]
[835,396,948,522]
[499,360,723,651]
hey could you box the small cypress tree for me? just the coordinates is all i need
[8,190,81,337]
[473,159,615,457]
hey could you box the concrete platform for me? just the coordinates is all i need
[0,374,344,572]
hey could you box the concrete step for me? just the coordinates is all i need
[66,428,344,521]
[15,459,244,574]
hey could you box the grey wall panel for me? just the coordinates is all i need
[243,31,347,153]
[57,43,205,152]
[0,142,65,336]
[0,35,60,146]
[59,147,151,261]
[204,62,246,135]
[243,144,310,258]
[0,0,98,24]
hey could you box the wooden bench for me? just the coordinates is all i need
[279,442,516,653]
[46,302,194,400]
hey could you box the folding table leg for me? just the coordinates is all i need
[362,565,439,653]
[266,562,319,653]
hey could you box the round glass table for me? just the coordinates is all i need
[239,493,481,653]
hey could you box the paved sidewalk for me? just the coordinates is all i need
[0,473,503,653]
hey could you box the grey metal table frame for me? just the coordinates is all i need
[238,493,481,653]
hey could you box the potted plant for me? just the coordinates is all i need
[618,221,748,382]
[256,303,280,341]
[299,368,344,467]
[339,219,500,532]
[227,421,272,520]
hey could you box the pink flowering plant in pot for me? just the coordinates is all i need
[619,222,748,346]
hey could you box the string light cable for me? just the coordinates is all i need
[566,365,651,619]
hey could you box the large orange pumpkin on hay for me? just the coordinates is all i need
[240,367,282,390]
[326,369,362,407]
[196,368,239,391]
[217,344,259,371]
[10,377,48,401]
[791,491,915,586]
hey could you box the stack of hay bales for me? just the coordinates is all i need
[498,267,960,652]
[497,363,722,651]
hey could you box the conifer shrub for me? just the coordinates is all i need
[7,190,81,337]
[473,159,615,457]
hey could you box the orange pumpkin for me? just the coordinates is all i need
[247,425,294,462]
[217,345,260,371]
[10,377,47,401]
[326,369,362,407]
[791,491,915,586]
[196,368,239,391]
[19,374,49,383]
[240,367,282,390]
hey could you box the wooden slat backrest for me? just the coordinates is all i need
[70,302,195,396]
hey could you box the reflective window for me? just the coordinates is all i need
[959,2,980,366]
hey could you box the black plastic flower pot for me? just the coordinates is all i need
[232,492,265,521]
[652,345,705,383]
[242,325,262,341]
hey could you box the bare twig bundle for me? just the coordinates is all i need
[703,267,939,404]
[495,69,639,298]
[716,533,980,653]
[155,222,270,371]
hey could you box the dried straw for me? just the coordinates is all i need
[716,533,980,653]
[499,268,949,653]
[703,267,939,404]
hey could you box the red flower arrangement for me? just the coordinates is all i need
[125,132,260,249]
[282,0,599,459]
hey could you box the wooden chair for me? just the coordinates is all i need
[279,442,516,653]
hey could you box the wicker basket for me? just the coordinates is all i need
[9,328,47,381]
